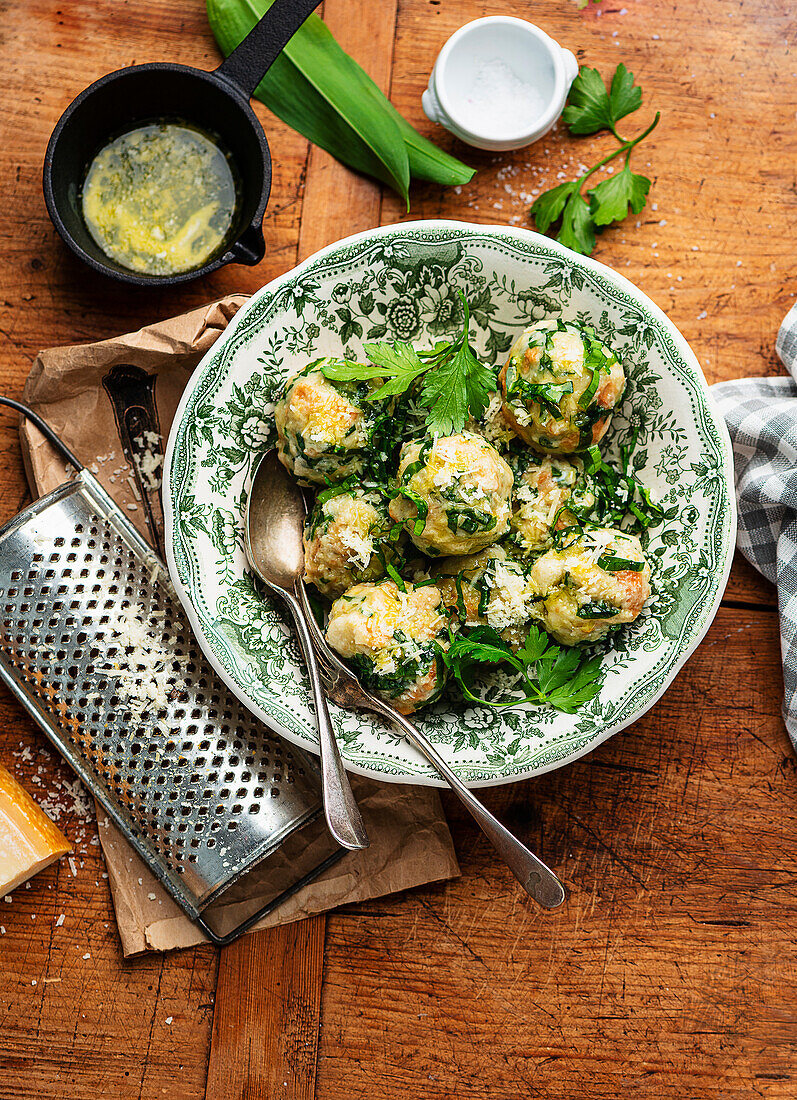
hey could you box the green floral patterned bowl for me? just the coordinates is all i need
[163,221,736,787]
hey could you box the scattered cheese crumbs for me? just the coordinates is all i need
[55,914,65,927]
[133,432,164,491]
[4,896,11,903]
[487,563,534,631]
[148,892,157,901]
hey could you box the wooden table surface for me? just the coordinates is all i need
[1,0,796,1096]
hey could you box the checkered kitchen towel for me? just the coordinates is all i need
[712,300,797,748]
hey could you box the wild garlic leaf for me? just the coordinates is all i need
[206,0,474,203]
[588,164,651,226]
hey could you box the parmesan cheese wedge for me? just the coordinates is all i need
[0,763,71,894]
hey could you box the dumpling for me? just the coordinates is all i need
[303,488,393,598]
[388,433,513,556]
[499,320,625,453]
[507,450,595,555]
[275,360,389,485]
[529,526,650,645]
[325,580,449,714]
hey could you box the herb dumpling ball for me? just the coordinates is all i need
[507,451,596,555]
[499,320,625,453]
[274,360,387,486]
[435,547,537,645]
[325,580,448,714]
[303,488,393,598]
[529,527,650,646]
[388,433,514,557]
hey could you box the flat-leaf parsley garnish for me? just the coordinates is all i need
[320,290,496,436]
[440,623,604,713]
[530,63,660,256]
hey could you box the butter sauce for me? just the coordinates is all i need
[81,122,237,276]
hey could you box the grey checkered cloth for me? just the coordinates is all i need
[712,300,797,748]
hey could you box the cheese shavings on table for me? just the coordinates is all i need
[0,762,71,893]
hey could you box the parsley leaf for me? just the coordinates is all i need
[323,289,496,436]
[557,190,597,255]
[528,180,579,234]
[529,63,659,256]
[562,63,642,136]
[439,622,604,713]
[360,340,428,398]
[588,164,651,226]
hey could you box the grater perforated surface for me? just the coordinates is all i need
[0,469,323,918]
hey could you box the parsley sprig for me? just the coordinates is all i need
[319,290,496,436]
[530,64,660,256]
[439,623,604,713]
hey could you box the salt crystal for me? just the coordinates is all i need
[148,893,157,901]
[83,952,90,960]
[68,857,77,877]
[55,914,65,927]
[165,1016,173,1025]
[460,58,546,139]
[697,310,708,319]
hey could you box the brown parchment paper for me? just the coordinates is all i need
[20,297,460,955]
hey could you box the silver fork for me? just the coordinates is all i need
[298,584,565,909]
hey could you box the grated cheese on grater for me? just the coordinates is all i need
[97,604,189,714]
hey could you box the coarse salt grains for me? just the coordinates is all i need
[463,59,545,137]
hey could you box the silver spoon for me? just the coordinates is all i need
[296,584,566,910]
[245,450,368,851]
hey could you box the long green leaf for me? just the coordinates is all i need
[207,0,474,197]
[208,0,409,202]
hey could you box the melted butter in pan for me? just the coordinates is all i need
[81,122,238,276]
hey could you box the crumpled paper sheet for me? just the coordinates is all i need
[20,297,460,955]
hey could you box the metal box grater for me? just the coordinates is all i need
[0,463,344,944]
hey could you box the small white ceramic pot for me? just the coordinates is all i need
[422,16,579,152]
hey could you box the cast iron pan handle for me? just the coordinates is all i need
[215,0,323,99]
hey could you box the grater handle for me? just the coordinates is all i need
[0,396,83,472]
[282,588,369,852]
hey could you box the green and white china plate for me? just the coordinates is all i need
[163,221,736,788]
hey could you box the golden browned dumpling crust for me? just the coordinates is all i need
[325,580,449,714]
[529,526,651,646]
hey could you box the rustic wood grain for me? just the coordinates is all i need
[205,3,395,1096]
[0,0,795,1097]
[207,919,326,1100]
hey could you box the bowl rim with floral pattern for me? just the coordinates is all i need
[163,220,737,788]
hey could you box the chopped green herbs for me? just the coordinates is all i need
[530,64,660,256]
[597,554,645,572]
